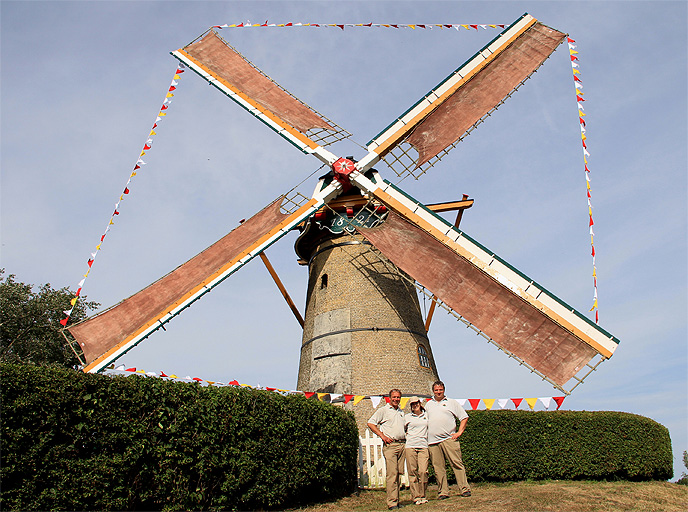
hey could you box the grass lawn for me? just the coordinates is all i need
[291,481,688,512]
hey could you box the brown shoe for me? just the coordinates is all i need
[438,495,450,500]
[460,491,472,497]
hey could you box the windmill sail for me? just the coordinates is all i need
[172,30,349,165]
[361,14,566,178]
[70,180,343,373]
[351,172,619,389]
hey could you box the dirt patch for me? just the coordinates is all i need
[291,481,688,512]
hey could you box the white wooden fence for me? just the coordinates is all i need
[358,429,410,489]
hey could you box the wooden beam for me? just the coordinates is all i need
[259,252,305,328]
[425,197,473,213]
[425,194,470,332]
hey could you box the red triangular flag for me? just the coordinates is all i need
[384,396,391,404]
[266,387,276,392]
[192,377,203,381]
[511,398,523,408]
[126,367,136,372]
[577,96,585,102]
[470,24,478,30]
[304,392,316,399]
[468,398,481,410]
[176,68,185,73]
[343,394,354,404]
[123,187,129,194]
[574,75,582,82]
[160,371,168,378]
[498,24,505,28]
[133,165,140,171]
[75,288,81,297]
[87,259,94,267]
[168,86,176,92]
[553,396,565,409]
[570,55,578,61]
[161,105,168,110]
[337,24,344,30]
[143,144,151,150]
[59,318,68,326]
[228,380,239,386]
[567,37,576,43]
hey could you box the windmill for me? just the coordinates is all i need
[66,14,619,429]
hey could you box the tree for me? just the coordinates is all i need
[0,269,99,368]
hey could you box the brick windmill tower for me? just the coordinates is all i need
[66,14,620,433]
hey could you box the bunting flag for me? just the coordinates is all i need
[569,37,600,324]
[211,20,507,31]
[59,64,186,328]
[105,365,566,410]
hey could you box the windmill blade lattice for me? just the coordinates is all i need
[172,29,350,166]
[68,179,342,373]
[362,14,566,180]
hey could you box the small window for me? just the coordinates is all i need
[321,274,328,289]
[417,345,430,368]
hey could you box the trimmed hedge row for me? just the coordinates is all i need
[447,409,673,482]
[0,363,359,511]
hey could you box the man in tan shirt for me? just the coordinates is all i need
[367,389,406,509]
[426,380,471,499]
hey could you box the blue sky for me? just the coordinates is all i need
[2,1,686,478]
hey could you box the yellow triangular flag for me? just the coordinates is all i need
[169,374,178,379]
[399,397,410,410]
[174,74,180,79]
[353,395,365,406]
[525,397,538,410]
[165,92,174,98]
[317,393,327,401]
[589,299,598,311]
[461,24,470,30]
[408,24,416,29]
[70,297,77,306]
[483,399,496,410]
[149,130,157,136]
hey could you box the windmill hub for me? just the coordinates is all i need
[332,157,357,185]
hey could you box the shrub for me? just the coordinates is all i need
[0,363,358,511]
[434,409,673,482]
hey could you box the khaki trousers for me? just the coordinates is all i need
[383,441,406,507]
[405,447,429,500]
[428,438,470,496]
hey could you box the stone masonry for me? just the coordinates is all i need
[297,231,440,434]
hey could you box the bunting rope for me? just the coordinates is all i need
[211,21,508,31]
[60,64,187,328]
[104,364,565,410]
[568,37,599,323]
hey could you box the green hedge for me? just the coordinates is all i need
[446,409,673,482]
[0,363,358,511]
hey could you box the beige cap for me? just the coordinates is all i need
[408,396,423,406]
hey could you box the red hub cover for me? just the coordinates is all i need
[332,157,356,185]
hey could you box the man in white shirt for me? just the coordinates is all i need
[367,389,406,509]
[425,380,471,499]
